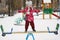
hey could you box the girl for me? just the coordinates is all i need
[18,7,40,32]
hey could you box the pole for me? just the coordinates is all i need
[42,0,45,19]
[43,13,45,19]
[49,14,52,19]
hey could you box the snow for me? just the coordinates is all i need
[0,12,60,40]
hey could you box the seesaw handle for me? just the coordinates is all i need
[0,25,4,33]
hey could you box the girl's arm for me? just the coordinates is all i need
[18,7,28,13]
[18,9,26,13]
[33,9,40,16]
[33,9,40,13]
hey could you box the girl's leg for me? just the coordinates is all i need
[30,21,36,32]
[25,21,29,32]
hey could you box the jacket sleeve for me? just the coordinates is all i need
[33,9,40,13]
[18,9,26,13]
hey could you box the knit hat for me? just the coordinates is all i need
[26,1,32,7]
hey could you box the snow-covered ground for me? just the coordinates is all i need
[0,12,60,40]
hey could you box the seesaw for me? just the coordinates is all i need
[1,30,58,37]
[1,31,57,37]
[0,25,13,36]
[14,17,24,25]
[0,23,59,37]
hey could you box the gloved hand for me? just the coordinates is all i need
[22,13,26,20]
[23,16,26,20]
[36,13,39,16]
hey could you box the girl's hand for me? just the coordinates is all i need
[36,13,39,16]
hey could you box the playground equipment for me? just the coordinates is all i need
[14,17,24,25]
[54,9,60,17]
[26,33,35,40]
[42,0,60,19]
[42,0,52,19]
[0,25,13,37]
[47,23,59,35]
[0,23,59,37]
[52,13,60,19]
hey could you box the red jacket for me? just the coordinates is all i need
[18,7,40,22]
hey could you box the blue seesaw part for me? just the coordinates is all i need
[15,17,24,25]
[56,23,59,31]
[2,28,13,37]
[47,27,58,35]
[47,27,51,33]
[26,33,35,40]
[0,25,4,33]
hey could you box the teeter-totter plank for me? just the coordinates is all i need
[12,31,55,34]
[0,23,59,37]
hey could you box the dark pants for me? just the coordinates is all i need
[25,20,35,31]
